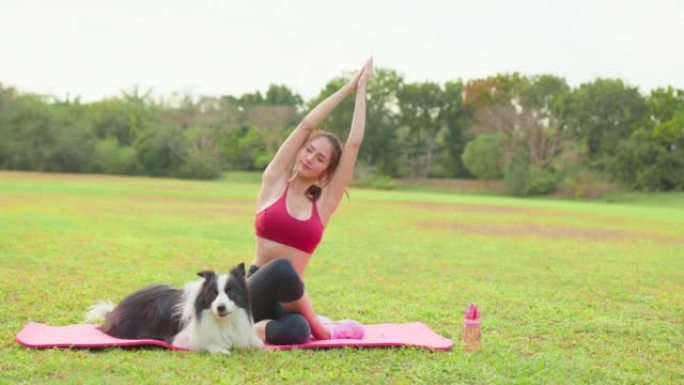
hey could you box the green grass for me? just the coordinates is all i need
[603,191,684,207]
[1,170,683,385]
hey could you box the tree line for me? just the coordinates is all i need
[0,69,682,195]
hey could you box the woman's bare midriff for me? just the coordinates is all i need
[252,236,312,277]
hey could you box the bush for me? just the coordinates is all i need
[462,133,504,180]
[51,120,96,173]
[90,138,140,174]
[134,127,186,176]
[558,169,615,199]
[427,161,450,178]
[221,127,270,171]
[176,149,222,179]
[527,168,558,195]
[503,160,529,196]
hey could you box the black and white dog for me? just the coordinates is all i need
[86,263,263,354]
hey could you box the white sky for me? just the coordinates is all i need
[2,0,683,101]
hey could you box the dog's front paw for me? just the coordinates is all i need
[249,336,265,349]
[206,346,231,355]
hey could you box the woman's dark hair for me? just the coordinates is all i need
[305,185,323,202]
[303,131,344,202]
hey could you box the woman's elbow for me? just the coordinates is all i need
[297,121,317,133]
[344,141,362,151]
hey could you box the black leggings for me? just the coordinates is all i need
[247,259,311,345]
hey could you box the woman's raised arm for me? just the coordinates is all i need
[321,58,373,213]
[261,71,361,182]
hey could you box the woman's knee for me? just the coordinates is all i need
[265,313,311,345]
[269,259,304,301]
[269,258,297,277]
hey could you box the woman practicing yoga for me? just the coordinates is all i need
[248,58,372,345]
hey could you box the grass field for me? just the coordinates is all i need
[1,170,682,385]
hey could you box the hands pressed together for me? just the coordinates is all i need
[346,57,374,94]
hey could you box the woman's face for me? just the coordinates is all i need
[296,136,334,180]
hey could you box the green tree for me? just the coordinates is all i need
[49,99,95,172]
[134,125,187,176]
[89,99,134,145]
[0,85,19,167]
[463,74,569,194]
[561,79,647,162]
[0,93,56,171]
[264,84,303,107]
[397,81,444,178]
[441,80,471,177]
[610,128,684,190]
[608,87,684,190]
[647,87,684,124]
[237,91,264,106]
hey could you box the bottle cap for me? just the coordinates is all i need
[465,303,479,320]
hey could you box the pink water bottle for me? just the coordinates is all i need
[463,303,481,352]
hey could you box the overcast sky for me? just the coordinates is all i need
[2,0,683,101]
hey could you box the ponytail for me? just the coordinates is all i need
[304,184,350,202]
[305,185,323,202]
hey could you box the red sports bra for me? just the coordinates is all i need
[254,184,324,254]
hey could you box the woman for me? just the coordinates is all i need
[248,58,372,345]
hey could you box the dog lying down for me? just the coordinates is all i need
[86,263,263,354]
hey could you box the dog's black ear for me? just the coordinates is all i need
[231,262,246,277]
[197,270,216,280]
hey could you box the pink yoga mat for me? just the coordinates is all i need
[16,322,453,351]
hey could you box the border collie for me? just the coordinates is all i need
[86,263,263,354]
